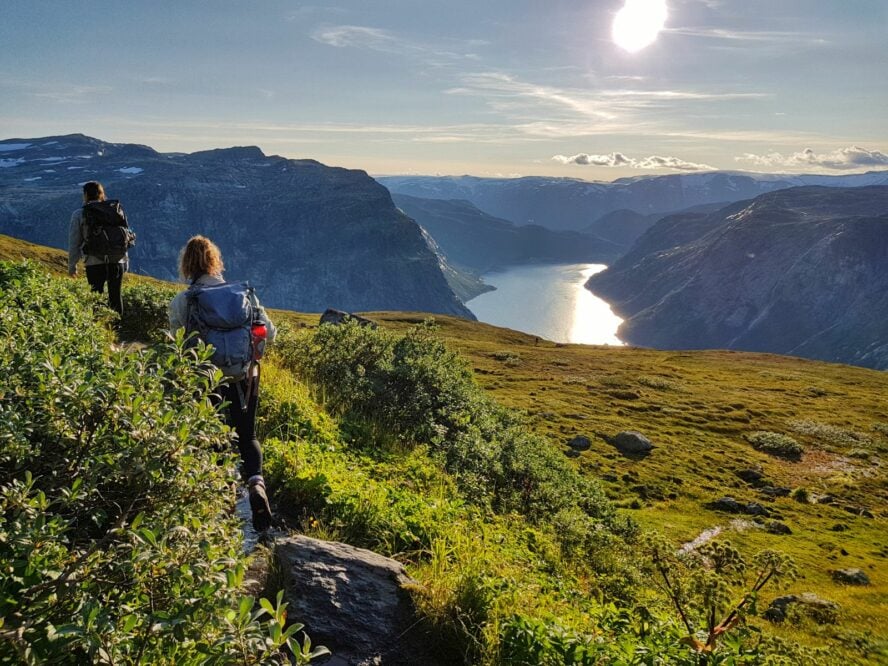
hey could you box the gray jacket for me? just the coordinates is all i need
[67,207,129,273]
[169,273,277,344]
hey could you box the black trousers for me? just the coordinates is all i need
[214,378,263,481]
[85,263,124,314]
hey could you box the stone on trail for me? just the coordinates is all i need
[568,435,591,451]
[275,535,454,666]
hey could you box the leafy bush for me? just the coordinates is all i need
[746,431,804,459]
[119,280,178,342]
[0,262,323,664]
[275,321,620,530]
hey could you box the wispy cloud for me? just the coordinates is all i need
[553,152,714,171]
[736,146,888,171]
[311,24,484,64]
[0,75,113,104]
[446,71,773,141]
[664,27,829,46]
[31,85,113,104]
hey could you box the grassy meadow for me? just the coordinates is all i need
[2,232,886,664]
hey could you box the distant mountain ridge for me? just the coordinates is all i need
[0,134,473,318]
[392,193,623,275]
[379,171,888,232]
[586,185,888,369]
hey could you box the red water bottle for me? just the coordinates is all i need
[251,322,267,360]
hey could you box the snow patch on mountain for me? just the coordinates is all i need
[0,158,25,168]
[0,143,32,152]
[118,166,144,175]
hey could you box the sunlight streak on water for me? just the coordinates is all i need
[467,263,624,345]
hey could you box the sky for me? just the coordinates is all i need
[1,0,886,179]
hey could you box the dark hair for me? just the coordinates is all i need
[82,181,105,201]
[179,236,225,282]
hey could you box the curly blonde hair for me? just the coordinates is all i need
[179,235,225,282]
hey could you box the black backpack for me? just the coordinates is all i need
[81,200,136,261]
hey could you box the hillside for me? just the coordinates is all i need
[392,193,623,273]
[0,134,473,319]
[587,186,888,369]
[4,235,887,664]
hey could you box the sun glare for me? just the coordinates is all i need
[612,0,668,53]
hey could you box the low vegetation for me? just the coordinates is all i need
[2,239,885,664]
[0,262,323,664]
[745,431,805,459]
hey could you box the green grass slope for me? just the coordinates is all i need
[3,232,886,663]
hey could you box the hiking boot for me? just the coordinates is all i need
[248,480,273,532]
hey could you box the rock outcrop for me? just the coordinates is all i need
[587,186,888,369]
[274,535,453,666]
[0,134,474,319]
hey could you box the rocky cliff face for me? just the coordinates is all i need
[380,171,888,232]
[586,186,888,369]
[0,134,473,318]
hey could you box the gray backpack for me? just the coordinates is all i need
[185,281,258,379]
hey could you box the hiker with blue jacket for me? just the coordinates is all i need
[169,235,276,531]
[67,181,135,314]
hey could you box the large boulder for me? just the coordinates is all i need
[763,593,839,624]
[831,568,871,586]
[274,535,452,665]
[612,431,654,455]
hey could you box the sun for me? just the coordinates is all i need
[612,0,668,53]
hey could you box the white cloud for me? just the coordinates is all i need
[553,152,714,171]
[311,24,482,64]
[736,146,888,171]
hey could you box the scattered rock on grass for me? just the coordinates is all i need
[613,431,654,455]
[759,486,791,498]
[764,593,839,624]
[567,435,591,451]
[831,569,871,586]
[706,497,772,517]
[735,468,765,486]
[765,520,792,535]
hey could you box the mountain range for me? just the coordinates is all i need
[0,134,473,317]
[391,193,623,276]
[586,185,888,369]
[379,171,888,233]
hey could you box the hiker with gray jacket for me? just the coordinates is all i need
[67,180,134,314]
[169,235,276,532]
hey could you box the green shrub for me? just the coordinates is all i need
[119,280,178,342]
[276,321,620,531]
[745,431,804,459]
[0,262,323,664]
